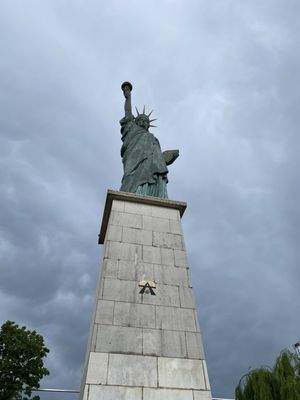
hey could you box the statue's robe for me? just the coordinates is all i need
[120,116,168,198]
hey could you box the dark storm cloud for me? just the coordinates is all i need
[0,0,299,398]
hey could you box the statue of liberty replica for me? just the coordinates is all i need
[120,82,179,199]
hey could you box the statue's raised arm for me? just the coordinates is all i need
[119,82,179,199]
[121,81,133,118]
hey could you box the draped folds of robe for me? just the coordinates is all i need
[120,115,168,199]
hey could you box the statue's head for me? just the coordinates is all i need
[136,114,150,130]
[135,106,157,131]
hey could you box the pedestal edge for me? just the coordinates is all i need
[98,190,187,244]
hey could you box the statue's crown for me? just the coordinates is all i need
[135,106,157,127]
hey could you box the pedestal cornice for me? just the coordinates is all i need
[98,190,187,244]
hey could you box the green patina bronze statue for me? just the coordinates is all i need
[120,82,179,199]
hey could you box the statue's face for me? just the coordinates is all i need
[136,115,150,130]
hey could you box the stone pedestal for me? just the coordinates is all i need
[79,190,212,400]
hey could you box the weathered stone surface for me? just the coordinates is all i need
[143,245,161,264]
[89,384,142,400]
[153,232,184,250]
[186,332,205,359]
[86,352,108,384]
[169,219,183,235]
[103,259,118,278]
[105,241,142,261]
[143,215,170,233]
[116,260,155,281]
[106,224,122,242]
[82,385,88,400]
[179,286,196,308]
[158,357,206,389]
[117,260,135,280]
[143,329,161,356]
[153,264,189,286]
[143,329,187,358]
[152,206,179,220]
[108,354,157,387]
[161,330,187,358]
[194,310,201,332]
[174,250,189,267]
[110,210,142,229]
[95,325,142,354]
[144,388,193,400]
[111,199,125,212]
[102,278,142,303]
[193,391,212,400]
[156,306,197,331]
[160,248,175,266]
[114,302,155,328]
[203,360,211,390]
[123,227,152,245]
[95,300,114,325]
[124,201,152,216]
[142,284,180,307]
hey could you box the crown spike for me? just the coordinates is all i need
[135,106,140,116]
[143,105,145,114]
[149,124,157,128]
[148,110,153,117]
[149,118,157,123]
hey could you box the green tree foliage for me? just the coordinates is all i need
[236,349,300,400]
[0,321,49,400]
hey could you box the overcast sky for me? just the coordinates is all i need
[1,1,299,398]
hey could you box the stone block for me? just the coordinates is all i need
[108,354,157,387]
[124,201,152,216]
[111,199,125,212]
[89,384,142,400]
[143,245,161,264]
[194,310,201,332]
[95,300,114,325]
[135,262,155,281]
[154,265,189,287]
[152,206,179,220]
[123,227,152,246]
[102,278,141,303]
[186,332,205,359]
[143,215,170,233]
[102,259,118,278]
[144,388,193,400]
[160,248,175,266]
[110,210,142,229]
[117,260,135,280]
[114,302,155,328]
[143,329,161,356]
[95,325,142,354]
[82,385,88,400]
[143,329,187,358]
[105,241,142,261]
[86,352,108,384]
[174,250,189,267]
[156,306,196,331]
[203,360,211,390]
[161,330,187,358]
[143,284,180,307]
[106,225,122,242]
[90,325,97,351]
[193,391,212,400]
[153,232,184,250]
[158,357,206,390]
[169,219,183,235]
[179,287,196,308]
